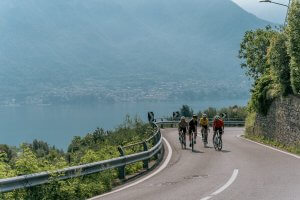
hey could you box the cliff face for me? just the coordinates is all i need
[247,95,300,147]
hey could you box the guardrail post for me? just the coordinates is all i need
[151,122,155,129]
[117,146,126,180]
[157,130,163,160]
[142,141,149,169]
[153,131,159,160]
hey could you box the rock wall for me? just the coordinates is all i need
[249,95,300,146]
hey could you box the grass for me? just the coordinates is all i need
[244,134,300,156]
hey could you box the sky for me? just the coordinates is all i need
[231,0,290,24]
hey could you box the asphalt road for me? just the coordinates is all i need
[92,127,300,200]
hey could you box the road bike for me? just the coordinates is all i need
[179,130,186,149]
[191,131,197,152]
[213,129,222,151]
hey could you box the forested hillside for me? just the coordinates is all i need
[0,0,269,105]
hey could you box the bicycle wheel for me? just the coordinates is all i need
[213,133,218,151]
[217,135,222,151]
[180,133,184,149]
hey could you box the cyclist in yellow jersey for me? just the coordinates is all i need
[199,114,210,147]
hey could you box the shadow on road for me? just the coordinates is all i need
[192,150,204,153]
[221,150,231,153]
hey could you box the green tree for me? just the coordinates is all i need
[180,105,193,117]
[239,26,277,81]
[267,33,292,95]
[0,144,15,162]
[286,0,300,95]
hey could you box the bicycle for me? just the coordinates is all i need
[213,129,222,151]
[201,127,209,148]
[179,130,186,149]
[190,131,197,152]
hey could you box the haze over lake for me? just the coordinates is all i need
[0,99,246,150]
[0,0,269,150]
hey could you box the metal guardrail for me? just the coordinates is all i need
[0,121,178,193]
[157,119,245,128]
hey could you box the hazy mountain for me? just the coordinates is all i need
[0,0,270,105]
[232,0,287,24]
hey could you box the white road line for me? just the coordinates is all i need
[89,137,173,199]
[237,135,300,160]
[200,169,239,200]
[200,196,212,200]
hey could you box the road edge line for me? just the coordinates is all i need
[89,137,173,199]
[200,169,239,200]
[237,135,300,159]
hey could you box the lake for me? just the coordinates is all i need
[0,99,247,150]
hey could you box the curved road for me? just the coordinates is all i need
[92,127,300,200]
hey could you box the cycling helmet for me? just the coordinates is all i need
[192,114,197,118]
[181,116,185,120]
[215,115,220,120]
[202,114,207,118]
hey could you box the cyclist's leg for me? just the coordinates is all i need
[219,128,223,141]
[202,126,207,142]
[193,130,197,144]
[183,128,187,145]
[213,130,216,142]
[188,128,192,146]
[204,127,208,143]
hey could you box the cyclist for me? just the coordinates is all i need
[213,115,224,142]
[188,114,198,147]
[200,114,210,147]
[178,116,188,143]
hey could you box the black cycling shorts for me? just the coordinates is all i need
[215,127,223,134]
[179,127,187,134]
[188,128,196,135]
[202,125,208,129]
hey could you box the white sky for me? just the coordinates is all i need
[231,0,290,24]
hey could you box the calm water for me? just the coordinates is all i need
[0,99,247,150]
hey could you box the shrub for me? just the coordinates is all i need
[249,73,280,115]
[245,111,256,135]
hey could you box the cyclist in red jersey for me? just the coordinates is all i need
[213,115,224,141]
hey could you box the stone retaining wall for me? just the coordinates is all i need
[249,95,300,146]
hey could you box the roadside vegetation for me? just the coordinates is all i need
[239,0,300,117]
[239,0,300,152]
[0,116,154,200]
